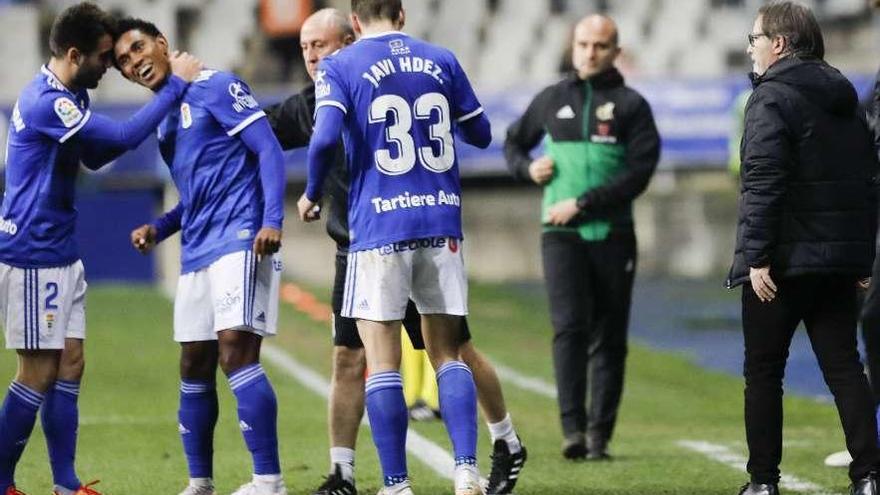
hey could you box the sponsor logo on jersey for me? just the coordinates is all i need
[556,105,575,119]
[11,101,24,132]
[229,82,258,113]
[595,101,615,121]
[180,103,192,129]
[53,97,83,128]
[377,237,448,256]
[389,38,410,56]
[0,216,18,236]
[315,70,331,98]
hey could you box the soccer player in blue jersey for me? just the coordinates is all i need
[0,3,202,495]
[297,1,492,493]
[115,18,288,495]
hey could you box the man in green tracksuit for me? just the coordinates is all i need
[504,14,660,461]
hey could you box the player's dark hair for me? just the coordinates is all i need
[351,0,402,24]
[49,2,116,58]
[758,1,824,60]
[113,17,165,44]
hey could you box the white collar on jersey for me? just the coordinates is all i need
[41,65,76,96]
[358,30,407,41]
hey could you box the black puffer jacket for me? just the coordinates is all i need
[727,57,879,288]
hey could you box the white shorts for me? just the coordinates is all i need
[0,260,87,350]
[174,250,281,342]
[342,237,468,321]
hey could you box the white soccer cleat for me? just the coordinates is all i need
[375,480,414,495]
[230,478,287,495]
[177,483,217,495]
[824,449,853,467]
[454,465,485,495]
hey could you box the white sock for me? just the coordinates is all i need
[488,413,521,453]
[253,473,282,484]
[53,487,75,495]
[189,478,214,487]
[330,446,356,480]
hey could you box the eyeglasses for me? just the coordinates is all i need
[747,33,768,47]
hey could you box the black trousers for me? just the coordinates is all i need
[742,275,880,484]
[541,231,636,445]
[860,251,880,404]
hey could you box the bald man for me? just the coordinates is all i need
[504,15,660,460]
[264,8,526,494]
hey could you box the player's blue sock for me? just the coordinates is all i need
[365,371,408,486]
[41,380,81,491]
[436,361,478,467]
[179,379,218,479]
[0,382,44,490]
[227,364,280,475]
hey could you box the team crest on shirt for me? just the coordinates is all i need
[595,102,615,121]
[11,102,24,132]
[315,70,330,98]
[180,103,192,129]
[228,82,258,113]
[53,97,82,128]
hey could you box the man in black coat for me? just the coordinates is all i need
[729,2,880,495]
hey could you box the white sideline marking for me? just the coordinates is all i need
[261,344,455,480]
[491,361,557,399]
[677,440,842,495]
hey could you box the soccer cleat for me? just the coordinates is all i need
[54,481,103,495]
[177,483,217,495]
[312,464,357,495]
[485,439,527,494]
[851,473,879,495]
[454,465,484,495]
[408,400,440,422]
[5,486,26,495]
[231,479,287,495]
[561,434,587,460]
[737,482,779,495]
[375,480,413,495]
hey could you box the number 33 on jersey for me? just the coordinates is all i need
[314,31,485,252]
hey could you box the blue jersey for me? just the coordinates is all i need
[157,70,274,273]
[0,66,93,268]
[314,32,484,251]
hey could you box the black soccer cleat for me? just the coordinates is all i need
[312,464,357,495]
[737,482,779,495]
[485,438,527,494]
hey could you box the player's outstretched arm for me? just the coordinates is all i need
[75,52,202,154]
[456,112,492,149]
[299,105,344,222]
[131,202,184,254]
[239,118,286,256]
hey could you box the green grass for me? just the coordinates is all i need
[0,283,855,494]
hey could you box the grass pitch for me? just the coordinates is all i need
[1,283,856,494]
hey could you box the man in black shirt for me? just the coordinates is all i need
[264,8,526,495]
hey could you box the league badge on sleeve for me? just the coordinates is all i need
[53,97,83,128]
[229,82,259,113]
[315,70,331,99]
[181,103,193,129]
